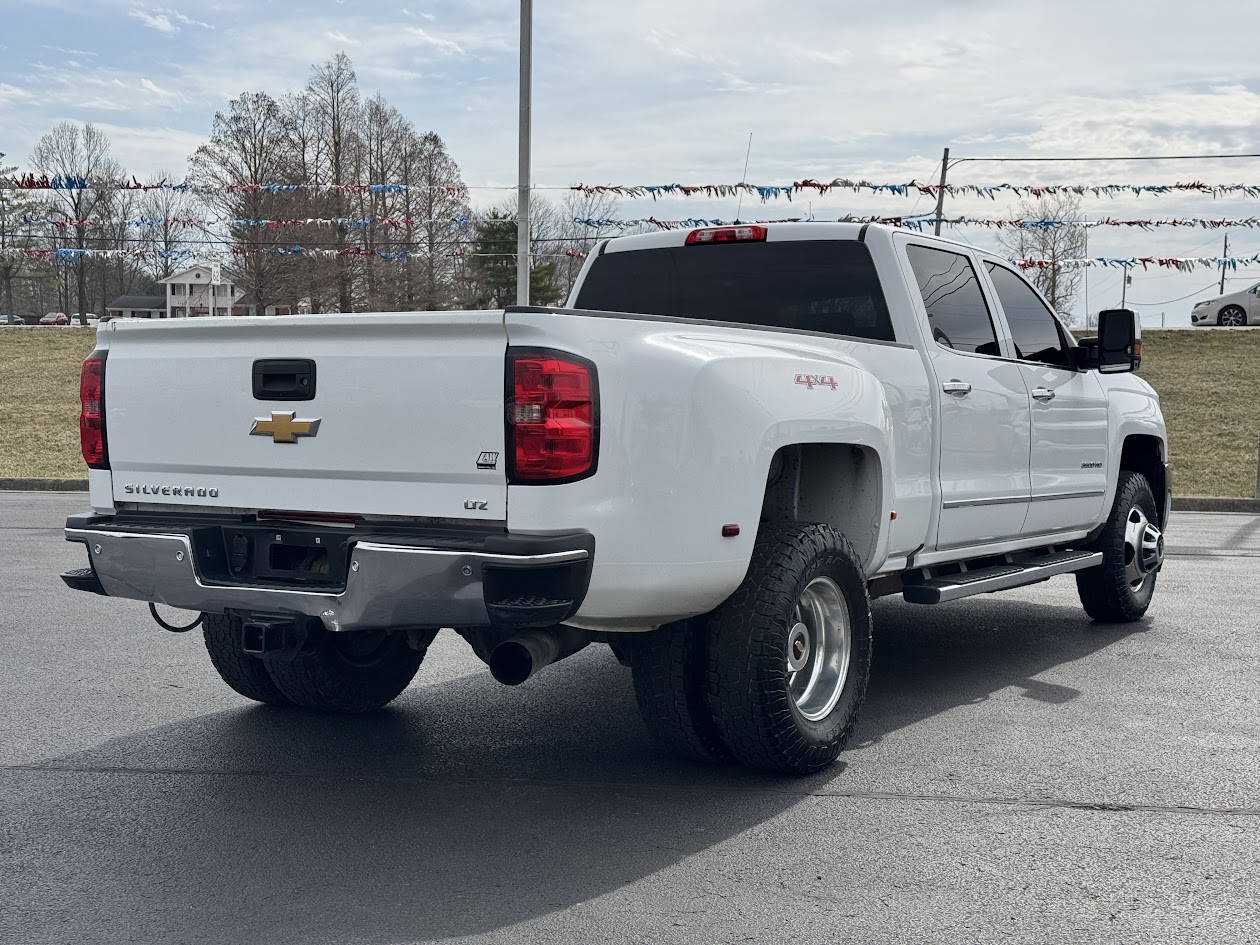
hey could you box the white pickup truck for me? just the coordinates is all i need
[63,223,1168,774]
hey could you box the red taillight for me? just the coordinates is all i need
[507,350,597,483]
[684,225,767,245]
[79,351,108,470]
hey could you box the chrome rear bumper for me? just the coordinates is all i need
[65,525,591,633]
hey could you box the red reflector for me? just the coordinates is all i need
[508,351,597,483]
[721,524,740,538]
[685,225,767,246]
[79,351,108,470]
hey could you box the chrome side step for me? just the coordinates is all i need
[902,550,1103,604]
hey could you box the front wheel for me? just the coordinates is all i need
[1076,470,1164,622]
[1218,305,1247,327]
[705,523,873,774]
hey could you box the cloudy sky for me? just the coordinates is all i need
[4,0,1260,324]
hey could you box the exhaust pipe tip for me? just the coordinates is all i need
[488,640,535,686]
[486,626,591,686]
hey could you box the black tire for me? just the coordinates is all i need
[1218,305,1247,327]
[1076,470,1163,622]
[630,619,731,764]
[263,621,426,713]
[202,613,293,706]
[705,523,872,775]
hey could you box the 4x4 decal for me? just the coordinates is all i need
[795,374,838,390]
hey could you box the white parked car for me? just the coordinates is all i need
[61,223,1168,774]
[1190,284,1260,326]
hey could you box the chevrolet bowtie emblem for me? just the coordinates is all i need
[250,411,321,443]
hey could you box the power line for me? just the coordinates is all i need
[1126,283,1221,306]
[951,153,1260,164]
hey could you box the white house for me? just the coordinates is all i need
[161,265,244,317]
[158,266,298,317]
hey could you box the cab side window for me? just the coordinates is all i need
[985,263,1071,368]
[905,245,1000,356]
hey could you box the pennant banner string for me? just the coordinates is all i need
[9,174,1260,200]
[573,215,1260,231]
[19,214,473,229]
[0,246,587,262]
[571,180,1260,201]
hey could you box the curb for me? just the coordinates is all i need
[1173,496,1260,513]
[0,478,89,491]
[2,479,1258,512]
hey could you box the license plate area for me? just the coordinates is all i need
[191,524,352,589]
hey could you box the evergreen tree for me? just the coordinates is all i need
[464,210,563,308]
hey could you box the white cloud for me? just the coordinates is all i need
[168,10,213,30]
[127,6,212,34]
[404,27,466,57]
[0,82,33,105]
[127,9,176,33]
[88,123,208,173]
[139,77,185,102]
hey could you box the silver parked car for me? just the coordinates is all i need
[1190,283,1260,326]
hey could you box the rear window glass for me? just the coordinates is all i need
[573,240,896,343]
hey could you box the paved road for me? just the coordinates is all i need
[2,493,1258,945]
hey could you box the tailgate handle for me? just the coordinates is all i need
[253,359,316,401]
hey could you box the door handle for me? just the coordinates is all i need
[942,380,972,395]
[1031,387,1056,401]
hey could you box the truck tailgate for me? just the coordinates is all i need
[103,312,507,520]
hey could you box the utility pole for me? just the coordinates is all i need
[516,0,532,306]
[933,147,949,236]
[1121,269,1130,308]
[1220,233,1229,294]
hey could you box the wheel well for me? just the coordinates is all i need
[1120,435,1167,527]
[761,444,883,569]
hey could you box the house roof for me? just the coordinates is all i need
[232,293,256,307]
[106,295,167,311]
[160,265,213,284]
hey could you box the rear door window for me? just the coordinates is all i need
[905,245,1000,356]
[573,240,896,342]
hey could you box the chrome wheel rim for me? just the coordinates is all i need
[787,576,851,722]
[1221,307,1246,327]
[1123,506,1164,591]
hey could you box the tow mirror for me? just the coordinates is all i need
[1074,308,1141,373]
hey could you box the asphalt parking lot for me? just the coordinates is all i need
[2,492,1258,945]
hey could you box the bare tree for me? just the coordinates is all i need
[29,122,124,325]
[136,171,202,281]
[556,189,621,297]
[0,152,42,322]
[306,53,361,312]
[405,132,471,310]
[190,92,289,316]
[995,192,1087,324]
[183,53,469,315]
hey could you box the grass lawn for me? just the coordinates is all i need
[1141,329,1260,498]
[0,328,96,479]
[1,325,1257,496]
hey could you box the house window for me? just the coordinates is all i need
[171,284,186,296]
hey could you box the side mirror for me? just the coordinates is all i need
[1073,308,1141,373]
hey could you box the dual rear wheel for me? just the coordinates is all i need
[631,522,873,775]
[202,614,428,713]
